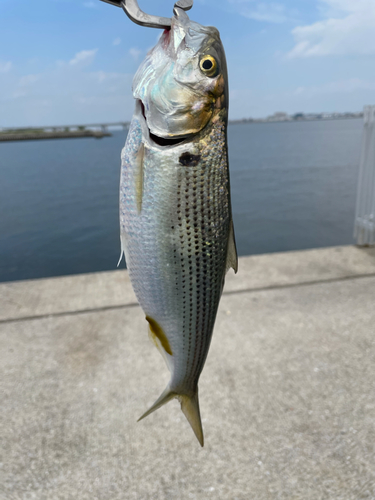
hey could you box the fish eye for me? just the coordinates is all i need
[199,55,218,77]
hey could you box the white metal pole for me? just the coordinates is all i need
[354,105,375,246]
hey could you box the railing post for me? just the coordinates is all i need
[354,105,375,246]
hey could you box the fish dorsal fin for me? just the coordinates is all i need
[226,219,238,274]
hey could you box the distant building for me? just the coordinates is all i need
[267,112,291,122]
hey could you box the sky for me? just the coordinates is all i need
[1,0,375,127]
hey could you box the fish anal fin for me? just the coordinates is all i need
[117,234,126,267]
[226,219,238,274]
[147,329,173,372]
[146,316,172,355]
[179,390,204,447]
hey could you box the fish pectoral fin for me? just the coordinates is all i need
[138,385,176,422]
[226,219,238,274]
[179,390,204,447]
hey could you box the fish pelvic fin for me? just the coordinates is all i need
[138,386,204,447]
[117,234,126,267]
[179,390,204,447]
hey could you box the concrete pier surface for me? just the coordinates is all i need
[1,245,375,500]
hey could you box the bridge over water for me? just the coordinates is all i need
[42,122,130,132]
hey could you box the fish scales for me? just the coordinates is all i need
[121,114,229,382]
[118,7,237,446]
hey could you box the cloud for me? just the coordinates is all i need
[19,74,39,87]
[12,74,39,98]
[0,54,134,127]
[229,0,288,24]
[69,49,98,66]
[113,37,121,46]
[287,0,375,58]
[228,76,374,119]
[0,61,12,73]
[129,47,142,61]
[83,1,97,8]
[240,2,287,24]
[294,78,375,97]
[0,50,134,127]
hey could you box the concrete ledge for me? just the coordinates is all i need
[1,245,374,322]
[0,269,137,322]
[225,244,375,292]
[1,245,375,499]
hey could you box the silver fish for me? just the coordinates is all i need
[119,2,237,446]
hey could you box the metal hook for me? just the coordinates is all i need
[99,0,193,29]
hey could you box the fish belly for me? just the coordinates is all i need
[120,114,230,395]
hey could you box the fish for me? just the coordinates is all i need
[119,3,238,446]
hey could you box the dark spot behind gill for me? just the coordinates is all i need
[179,152,201,167]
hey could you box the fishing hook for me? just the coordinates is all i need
[99,0,193,29]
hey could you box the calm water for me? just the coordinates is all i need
[0,119,363,282]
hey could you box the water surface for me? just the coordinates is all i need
[0,119,362,282]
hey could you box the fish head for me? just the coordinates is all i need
[133,10,228,140]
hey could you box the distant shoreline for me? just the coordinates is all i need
[0,130,111,142]
[229,113,363,125]
[0,114,363,142]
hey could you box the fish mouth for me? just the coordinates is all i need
[138,100,188,147]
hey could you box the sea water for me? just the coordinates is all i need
[0,118,362,282]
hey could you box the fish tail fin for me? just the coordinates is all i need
[138,386,204,447]
[178,390,204,447]
[137,385,176,422]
